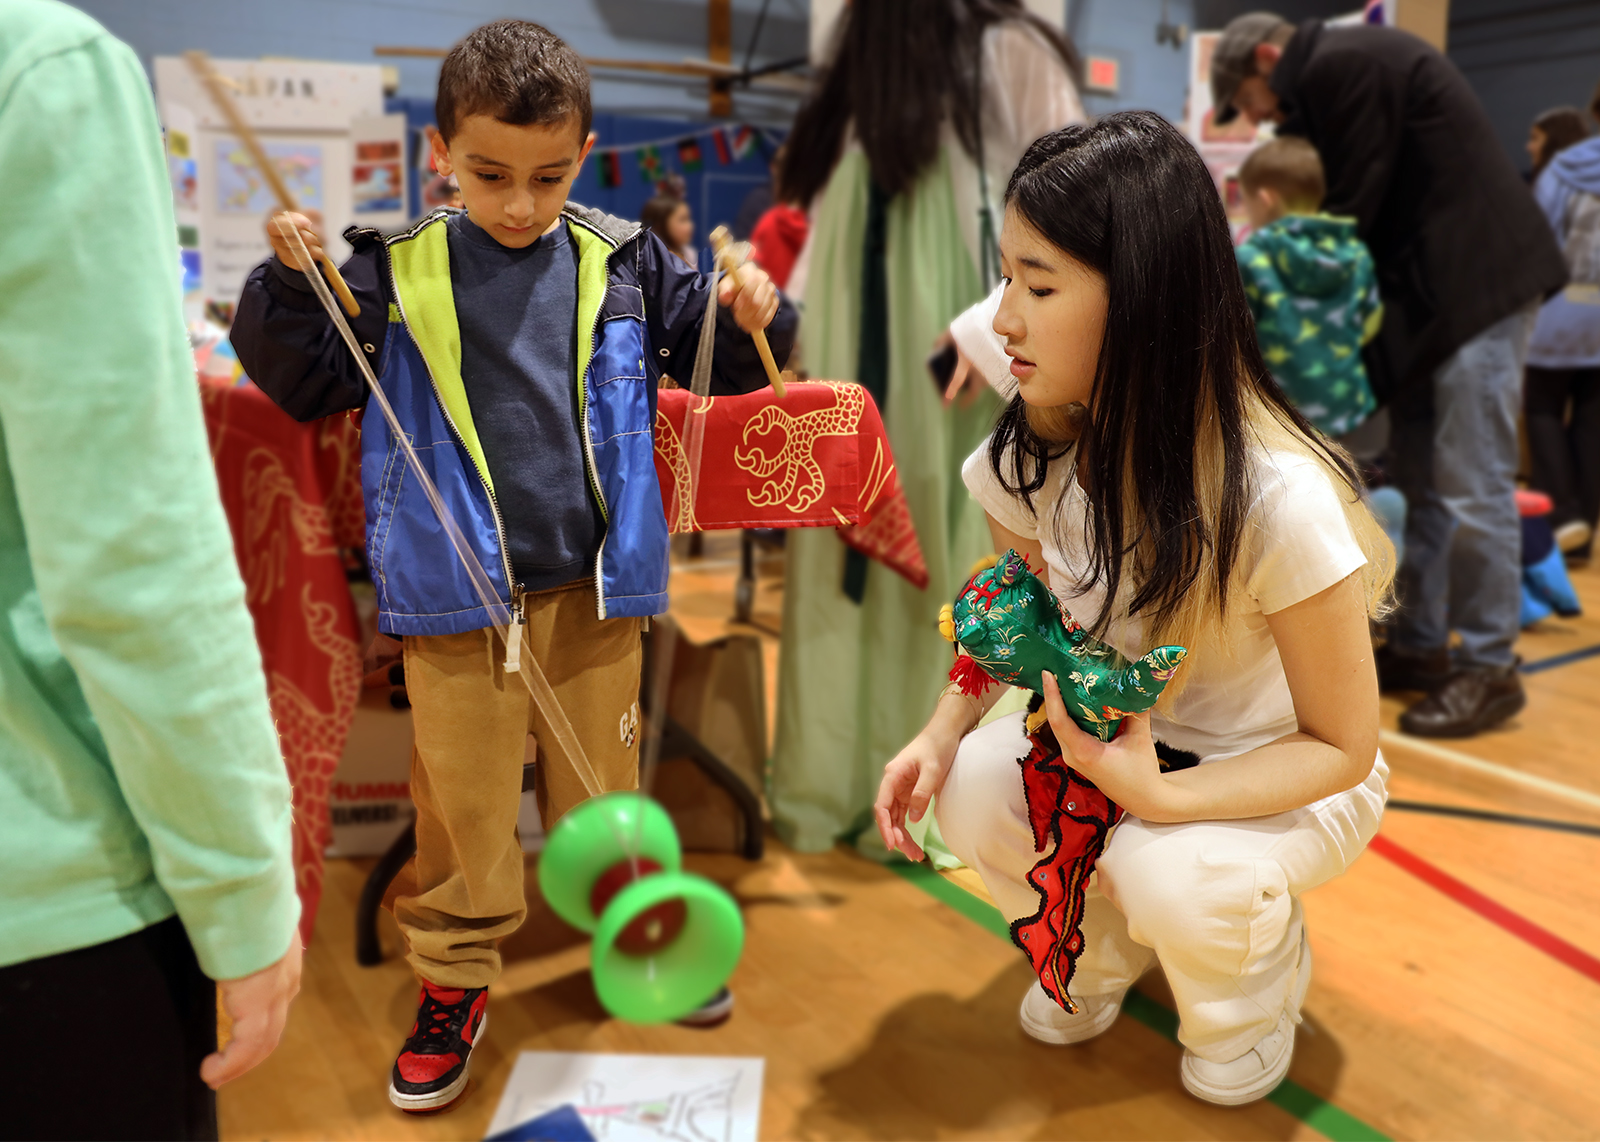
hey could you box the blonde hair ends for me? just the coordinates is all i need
[1147,396,1395,706]
[1031,388,1395,709]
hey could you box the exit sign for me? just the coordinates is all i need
[1085,55,1120,94]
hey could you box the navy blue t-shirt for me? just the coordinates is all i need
[448,213,602,592]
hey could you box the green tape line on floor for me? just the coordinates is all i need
[888,860,1389,1142]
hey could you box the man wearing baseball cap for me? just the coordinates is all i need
[1212,12,1566,739]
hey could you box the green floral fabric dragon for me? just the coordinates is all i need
[939,549,1188,1012]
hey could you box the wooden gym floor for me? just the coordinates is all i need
[220,536,1600,1140]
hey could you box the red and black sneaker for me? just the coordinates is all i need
[388,982,488,1111]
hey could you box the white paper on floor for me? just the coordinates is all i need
[485,1051,764,1142]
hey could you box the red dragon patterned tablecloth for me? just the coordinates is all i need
[199,377,364,947]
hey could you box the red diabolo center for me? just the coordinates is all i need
[588,858,690,956]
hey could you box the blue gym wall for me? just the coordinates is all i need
[65,0,808,124]
[73,0,1218,128]
[385,97,776,250]
[70,0,1222,236]
[1068,0,1197,123]
[1448,0,1600,176]
[67,0,793,239]
[85,0,1597,170]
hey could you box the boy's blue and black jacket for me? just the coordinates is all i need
[232,204,796,634]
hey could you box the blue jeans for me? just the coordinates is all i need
[1388,307,1536,668]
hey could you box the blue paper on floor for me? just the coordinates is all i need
[484,1103,595,1141]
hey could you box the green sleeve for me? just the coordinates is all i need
[1234,240,1266,323]
[1355,245,1384,346]
[0,27,300,979]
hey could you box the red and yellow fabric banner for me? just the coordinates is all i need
[654,381,928,589]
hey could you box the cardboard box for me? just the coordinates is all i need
[325,692,415,858]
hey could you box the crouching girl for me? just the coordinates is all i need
[874,111,1394,1106]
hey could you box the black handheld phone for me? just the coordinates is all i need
[927,342,959,396]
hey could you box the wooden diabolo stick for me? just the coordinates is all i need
[184,51,362,318]
[709,225,786,399]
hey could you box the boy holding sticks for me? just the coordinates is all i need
[232,20,794,1111]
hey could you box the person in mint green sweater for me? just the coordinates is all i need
[1235,136,1383,438]
[0,3,302,1136]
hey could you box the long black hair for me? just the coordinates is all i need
[1531,106,1589,177]
[990,111,1373,643]
[780,0,1080,207]
[640,194,686,244]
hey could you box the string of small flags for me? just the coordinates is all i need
[593,124,772,189]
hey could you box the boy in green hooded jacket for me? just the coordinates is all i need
[1236,136,1383,437]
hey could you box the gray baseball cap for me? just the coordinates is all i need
[1210,12,1290,125]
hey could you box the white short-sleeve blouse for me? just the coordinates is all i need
[962,442,1368,762]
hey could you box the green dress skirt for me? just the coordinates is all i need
[772,146,1000,853]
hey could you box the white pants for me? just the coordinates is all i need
[936,711,1387,1062]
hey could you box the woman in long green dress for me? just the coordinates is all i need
[773,0,1084,853]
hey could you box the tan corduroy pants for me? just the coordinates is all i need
[389,582,642,989]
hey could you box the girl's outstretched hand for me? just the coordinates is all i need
[874,731,958,862]
[1041,671,1173,821]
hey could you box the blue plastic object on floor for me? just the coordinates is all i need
[1525,543,1583,619]
[485,1104,595,1142]
[1521,581,1555,628]
[1367,486,1407,563]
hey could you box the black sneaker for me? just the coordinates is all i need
[675,986,734,1028]
[388,982,488,1112]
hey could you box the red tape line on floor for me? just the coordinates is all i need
[1368,833,1600,985]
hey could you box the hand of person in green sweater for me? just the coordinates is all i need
[201,939,304,1088]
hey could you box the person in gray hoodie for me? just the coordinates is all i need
[1525,87,1600,560]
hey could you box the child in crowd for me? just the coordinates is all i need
[1525,89,1600,558]
[876,113,1393,1106]
[231,20,795,1112]
[640,193,698,267]
[1235,136,1382,438]
[1526,105,1590,183]
[749,144,809,290]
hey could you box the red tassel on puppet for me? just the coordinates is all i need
[947,653,994,698]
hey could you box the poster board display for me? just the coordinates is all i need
[154,58,401,324]
[350,113,410,225]
[324,697,414,859]
[163,101,204,321]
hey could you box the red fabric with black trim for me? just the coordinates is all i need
[1009,722,1124,1015]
